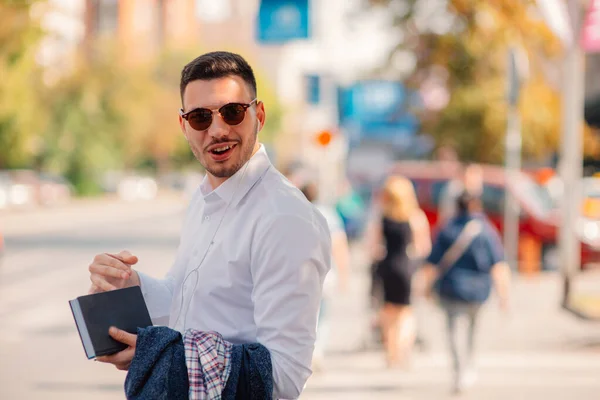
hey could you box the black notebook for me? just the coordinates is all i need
[69,286,153,359]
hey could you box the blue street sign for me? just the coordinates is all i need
[338,80,419,146]
[257,0,310,44]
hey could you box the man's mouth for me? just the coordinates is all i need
[211,144,232,154]
[208,143,237,161]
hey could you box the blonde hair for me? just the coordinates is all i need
[381,175,419,222]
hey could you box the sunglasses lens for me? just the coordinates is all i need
[187,109,212,131]
[220,104,246,126]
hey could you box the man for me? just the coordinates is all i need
[87,51,331,399]
[437,162,483,226]
[421,193,510,394]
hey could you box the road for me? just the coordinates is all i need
[1,196,600,399]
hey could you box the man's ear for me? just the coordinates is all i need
[256,100,266,132]
[179,113,189,142]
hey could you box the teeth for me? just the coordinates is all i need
[213,145,231,152]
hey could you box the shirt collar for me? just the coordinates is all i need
[199,144,271,207]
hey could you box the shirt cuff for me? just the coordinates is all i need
[136,270,171,326]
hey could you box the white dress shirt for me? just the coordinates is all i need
[137,145,331,399]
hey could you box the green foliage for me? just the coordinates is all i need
[0,7,284,195]
[371,0,570,163]
[0,1,46,168]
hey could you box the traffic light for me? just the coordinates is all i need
[315,130,333,147]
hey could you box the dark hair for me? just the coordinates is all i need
[300,182,318,203]
[456,191,480,214]
[180,51,257,104]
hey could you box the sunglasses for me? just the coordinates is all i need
[179,99,258,131]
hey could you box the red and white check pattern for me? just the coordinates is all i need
[184,330,233,400]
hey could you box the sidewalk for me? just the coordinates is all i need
[303,246,600,399]
[1,192,187,237]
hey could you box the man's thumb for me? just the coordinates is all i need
[117,250,138,265]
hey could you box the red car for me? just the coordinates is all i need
[388,161,600,272]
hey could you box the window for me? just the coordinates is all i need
[481,185,505,216]
[431,180,448,207]
[512,174,554,219]
[94,0,118,36]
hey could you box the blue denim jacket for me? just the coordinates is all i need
[125,326,273,399]
[222,343,273,399]
[427,212,504,303]
[125,326,189,400]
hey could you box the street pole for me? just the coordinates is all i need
[560,0,585,306]
[312,0,341,206]
[504,48,523,271]
[504,106,522,271]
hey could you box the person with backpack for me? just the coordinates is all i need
[419,192,511,394]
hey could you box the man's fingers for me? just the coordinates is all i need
[89,263,130,280]
[88,284,101,295]
[104,255,133,272]
[90,254,132,274]
[115,362,131,371]
[111,250,138,265]
[90,275,117,291]
[97,347,135,366]
[109,327,137,347]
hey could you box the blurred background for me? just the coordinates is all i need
[2,0,600,399]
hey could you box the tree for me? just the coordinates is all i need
[0,0,47,168]
[40,52,131,194]
[0,7,284,195]
[368,0,584,164]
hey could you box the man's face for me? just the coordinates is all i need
[179,76,265,182]
[463,165,483,195]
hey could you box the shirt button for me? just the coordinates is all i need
[204,215,210,221]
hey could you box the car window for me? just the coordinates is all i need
[481,184,505,216]
[431,180,447,207]
[512,173,554,219]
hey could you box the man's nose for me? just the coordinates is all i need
[207,112,229,138]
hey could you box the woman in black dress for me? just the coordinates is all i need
[377,176,431,366]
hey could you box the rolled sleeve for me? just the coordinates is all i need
[251,212,331,399]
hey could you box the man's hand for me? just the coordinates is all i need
[97,327,137,371]
[413,264,439,300]
[88,250,140,294]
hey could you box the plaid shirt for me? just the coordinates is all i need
[184,330,234,400]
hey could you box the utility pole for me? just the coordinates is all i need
[560,0,585,306]
[504,48,524,271]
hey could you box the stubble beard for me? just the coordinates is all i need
[196,131,257,179]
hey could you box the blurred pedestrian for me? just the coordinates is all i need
[438,162,483,226]
[286,167,351,372]
[419,192,511,394]
[374,175,431,367]
[363,187,387,348]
